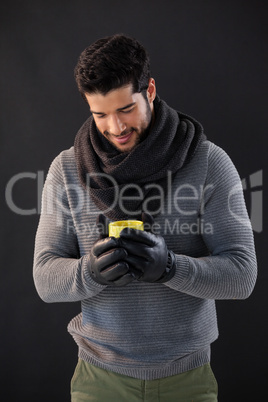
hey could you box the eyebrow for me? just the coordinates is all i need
[90,102,136,115]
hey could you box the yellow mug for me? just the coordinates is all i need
[108,220,144,238]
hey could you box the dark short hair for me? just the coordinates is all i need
[74,34,151,99]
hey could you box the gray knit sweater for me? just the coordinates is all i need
[33,140,257,380]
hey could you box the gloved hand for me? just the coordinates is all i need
[88,214,135,286]
[119,213,176,283]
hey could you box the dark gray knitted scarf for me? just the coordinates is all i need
[74,96,206,220]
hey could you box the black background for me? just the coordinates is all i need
[1,1,267,401]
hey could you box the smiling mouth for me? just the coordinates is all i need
[113,131,134,144]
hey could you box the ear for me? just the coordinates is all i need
[147,78,156,103]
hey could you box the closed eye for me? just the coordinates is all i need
[120,107,134,114]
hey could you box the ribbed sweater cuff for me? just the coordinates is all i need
[164,254,190,290]
[83,254,107,290]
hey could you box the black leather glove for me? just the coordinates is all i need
[96,213,110,239]
[88,214,135,286]
[119,213,176,283]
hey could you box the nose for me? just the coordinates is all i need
[108,114,126,136]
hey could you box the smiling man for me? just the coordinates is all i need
[85,81,155,152]
[33,34,257,401]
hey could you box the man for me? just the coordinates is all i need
[33,34,257,401]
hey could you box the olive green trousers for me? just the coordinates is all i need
[71,359,218,402]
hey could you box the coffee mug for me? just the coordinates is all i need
[108,220,144,238]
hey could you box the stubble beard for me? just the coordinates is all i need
[104,100,153,152]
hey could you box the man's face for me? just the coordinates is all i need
[85,80,156,152]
